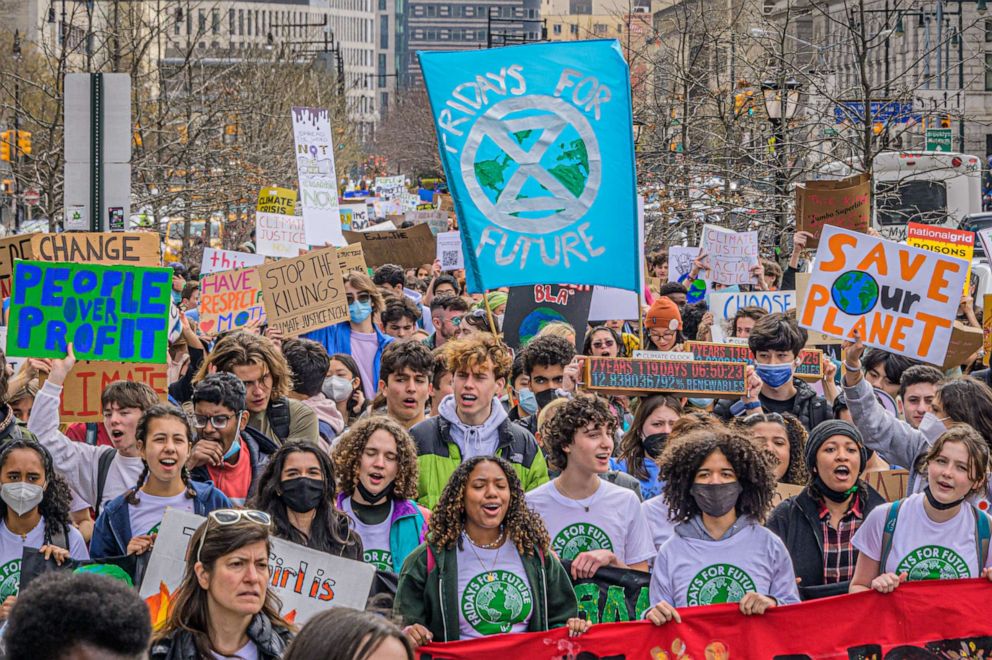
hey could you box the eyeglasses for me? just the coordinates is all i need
[196,509,272,563]
[346,293,372,304]
[649,330,676,341]
[591,340,616,349]
[192,413,242,430]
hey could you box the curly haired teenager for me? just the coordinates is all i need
[647,429,800,626]
[333,416,429,573]
[733,412,809,486]
[527,395,654,580]
[394,456,589,647]
[90,406,231,559]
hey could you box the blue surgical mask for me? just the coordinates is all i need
[688,397,713,408]
[517,388,538,415]
[349,300,373,323]
[223,435,241,462]
[755,362,794,388]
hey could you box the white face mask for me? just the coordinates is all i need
[322,376,354,403]
[1,482,44,516]
[918,411,950,442]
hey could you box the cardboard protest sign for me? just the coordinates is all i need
[256,186,297,215]
[258,246,348,336]
[667,246,700,283]
[45,361,168,422]
[339,203,371,231]
[942,321,983,370]
[342,223,434,269]
[685,341,822,380]
[436,231,463,271]
[985,295,992,366]
[699,225,760,285]
[8,261,171,363]
[31,231,160,266]
[906,222,973,295]
[864,469,909,502]
[200,248,265,275]
[799,226,967,366]
[795,349,825,380]
[796,273,842,345]
[708,290,795,343]
[795,173,870,247]
[337,244,368,275]
[199,267,266,335]
[772,482,805,507]
[503,285,593,351]
[584,357,747,396]
[256,212,308,258]
[292,107,343,246]
[0,233,37,298]
[406,209,450,235]
[141,510,375,627]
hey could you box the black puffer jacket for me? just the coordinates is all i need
[766,485,886,600]
[714,378,832,432]
[150,613,293,660]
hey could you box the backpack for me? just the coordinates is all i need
[94,448,117,517]
[267,397,292,442]
[879,498,992,575]
[85,422,100,446]
[45,524,69,551]
[317,419,336,445]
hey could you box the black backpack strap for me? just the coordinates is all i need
[94,448,117,517]
[85,422,99,446]
[44,523,69,551]
[267,397,291,443]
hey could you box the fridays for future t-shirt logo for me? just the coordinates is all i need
[686,563,757,606]
[461,570,534,635]
[552,522,614,561]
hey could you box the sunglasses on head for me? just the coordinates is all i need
[196,509,272,564]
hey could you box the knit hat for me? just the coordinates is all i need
[483,291,508,312]
[644,296,683,331]
[804,420,868,476]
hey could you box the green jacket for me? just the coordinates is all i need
[394,541,577,643]
[410,416,549,509]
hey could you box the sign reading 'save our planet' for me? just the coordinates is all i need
[799,226,967,366]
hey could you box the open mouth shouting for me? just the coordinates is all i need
[832,464,852,484]
[479,501,503,521]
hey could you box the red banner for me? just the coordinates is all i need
[419,578,992,659]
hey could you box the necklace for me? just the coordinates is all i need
[464,532,502,580]
[554,478,595,512]
[465,527,505,549]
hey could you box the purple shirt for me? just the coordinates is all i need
[350,330,379,399]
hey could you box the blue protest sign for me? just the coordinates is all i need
[420,40,638,293]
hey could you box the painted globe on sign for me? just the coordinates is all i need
[830,271,879,315]
[519,307,567,345]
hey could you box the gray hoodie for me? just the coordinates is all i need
[675,514,755,542]
[437,394,508,460]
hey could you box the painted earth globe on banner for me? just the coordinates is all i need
[830,271,879,315]
[519,307,567,344]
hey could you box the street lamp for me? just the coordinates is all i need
[11,31,21,231]
[633,119,644,146]
[760,78,800,252]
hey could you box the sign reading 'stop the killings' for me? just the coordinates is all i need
[420,40,639,293]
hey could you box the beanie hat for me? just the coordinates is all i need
[804,420,868,476]
[644,296,683,331]
[483,291,508,312]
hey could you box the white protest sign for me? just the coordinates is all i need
[436,231,463,271]
[140,510,375,626]
[200,248,266,275]
[364,220,397,232]
[978,227,992,260]
[709,290,796,342]
[340,203,371,231]
[632,350,694,361]
[0,328,24,373]
[374,175,405,199]
[588,196,646,321]
[668,246,700,283]
[700,225,759,285]
[256,212,308,258]
[292,107,344,246]
[799,225,967,365]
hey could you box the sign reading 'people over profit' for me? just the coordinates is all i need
[420,40,639,293]
[8,261,172,363]
[800,226,967,366]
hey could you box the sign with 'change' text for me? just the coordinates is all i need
[8,261,172,363]
[799,226,967,366]
[420,40,639,293]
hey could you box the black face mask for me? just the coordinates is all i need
[690,482,742,517]
[357,479,395,505]
[924,485,967,511]
[814,474,859,503]
[534,388,560,411]
[642,433,669,459]
[280,477,325,513]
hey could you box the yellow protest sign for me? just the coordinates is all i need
[256,187,297,215]
[906,222,973,295]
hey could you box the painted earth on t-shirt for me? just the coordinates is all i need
[364,549,394,572]
[896,545,971,580]
[461,570,533,635]
[552,523,614,561]
[0,558,19,602]
[686,563,757,606]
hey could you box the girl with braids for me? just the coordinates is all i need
[733,412,809,486]
[250,441,362,559]
[394,456,590,647]
[0,439,87,621]
[332,417,428,573]
[90,406,231,559]
[647,429,799,627]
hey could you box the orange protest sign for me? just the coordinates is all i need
[50,361,168,422]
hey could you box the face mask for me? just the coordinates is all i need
[223,435,241,462]
[642,433,668,458]
[690,482,742,517]
[323,376,353,403]
[688,397,713,408]
[755,363,794,388]
[280,477,325,513]
[924,484,966,511]
[918,412,949,442]
[534,388,560,410]
[517,388,539,415]
[170,289,182,305]
[349,300,373,324]
[357,479,395,505]
[495,313,505,327]
[1,482,44,516]
[813,473,859,503]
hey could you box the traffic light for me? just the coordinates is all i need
[16,130,30,157]
[940,116,951,129]
[734,90,755,117]
[0,131,10,162]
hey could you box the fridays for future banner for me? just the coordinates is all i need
[420,40,639,293]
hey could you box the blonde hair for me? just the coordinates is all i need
[444,334,512,381]
[536,321,576,344]
[345,271,386,314]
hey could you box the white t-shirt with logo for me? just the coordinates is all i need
[128,491,195,537]
[340,497,394,572]
[0,516,89,602]
[526,479,655,565]
[852,492,992,580]
[641,495,676,554]
[649,521,800,608]
[456,538,534,639]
